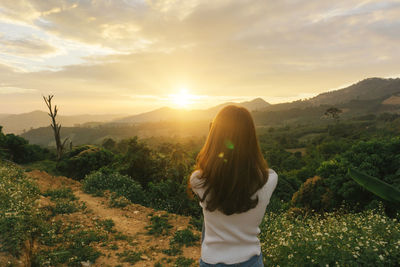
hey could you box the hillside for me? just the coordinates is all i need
[264,77,400,112]
[21,120,210,147]
[17,77,400,146]
[0,111,126,134]
[251,78,400,125]
[309,78,400,106]
[0,168,200,266]
[113,98,270,124]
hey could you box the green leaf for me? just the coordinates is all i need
[348,168,400,203]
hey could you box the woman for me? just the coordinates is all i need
[190,105,278,267]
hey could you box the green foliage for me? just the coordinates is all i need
[175,256,195,267]
[0,161,41,257]
[108,192,131,208]
[33,229,105,266]
[115,137,163,187]
[145,214,173,236]
[43,186,83,215]
[97,219,116,233]
[102,137,116,151]
[83,169,146,205]
[57,145,114,180]
[317,137,400,211]
[291,176,334,212]
[162,244,182,256]
[116,250,142,265]
[147,179,201,217]
[52,200,80,215]
[271,172,300,201]
[264,146,304,173]
[170,228,199,247]
[43,187,77,201]
[23,159,59,175]
[260,206,400,267]
[189,216,203,231]
[0,127,51,163]
[317,138,351,160]
[348,169,400,203]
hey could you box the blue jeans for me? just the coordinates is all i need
[199,253,264,267]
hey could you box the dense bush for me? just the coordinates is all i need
[115,137,164,187]
[317,137,400,211]
[82,169,146,205]
[147,179,201,217]
[0,161,41,256]
[264,146,304,173]
[0,126,51,163]
[270,172,299,202]
[291,176,334,211]
[260,205,400,266]
[57,145,114,180]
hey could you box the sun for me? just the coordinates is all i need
[170,88,192,108]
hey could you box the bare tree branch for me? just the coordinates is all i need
[43,94,66,161]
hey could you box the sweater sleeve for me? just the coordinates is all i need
[190,170,205,199]
[265,169,278,201]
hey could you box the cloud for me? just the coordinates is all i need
[0,0,399,114]
[0,36,58,56]
[0,86,37,94]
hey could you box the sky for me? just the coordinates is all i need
[0,0,400,115]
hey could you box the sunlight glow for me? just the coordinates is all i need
[169,88,194,108]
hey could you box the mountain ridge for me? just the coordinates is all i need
[3,77,400,135]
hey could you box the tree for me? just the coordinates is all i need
[324,107,342,122]
[43,95,68,161]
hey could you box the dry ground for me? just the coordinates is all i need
[3,170,201,267]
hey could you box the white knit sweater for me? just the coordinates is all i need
[190,168,278,264]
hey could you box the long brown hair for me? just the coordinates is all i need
[193,105,268,215]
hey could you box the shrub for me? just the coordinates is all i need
[43,187,77,201]
[317,137,400,211]
[291,176,334,211]
[260,205,400,266]
[147,179,201,217]
[33,229,105,266]
[145,214,172,236]
[170,229,199,247]
[52,200,79,215]
[117,250,142,265]
[57,145,114,180]
[108,192,131,208]
[115,137,163,187]
[97,219,116,233]
[82,169,146,205]
[0,161,42,257]
[0,127,50,163]
[175,256,195,267]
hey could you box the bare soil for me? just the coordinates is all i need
[17,170,200,267]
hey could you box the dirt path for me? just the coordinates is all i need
[27,170,201,266]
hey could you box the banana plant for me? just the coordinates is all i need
[348,168,400,203]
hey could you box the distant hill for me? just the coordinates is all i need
[252,78,400,125]
[0,114,11,120]
[113,98,270,124]
[309,78,400,106]
[19,77,400,146]
[264,78,400,112]
[0,111,126,134]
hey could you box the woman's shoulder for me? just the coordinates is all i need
[261,168,278,193]
[268,168,278,181]
[190,169,204,188]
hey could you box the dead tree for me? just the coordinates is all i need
[43,95,68,161]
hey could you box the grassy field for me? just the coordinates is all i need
[1,161,399,266]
